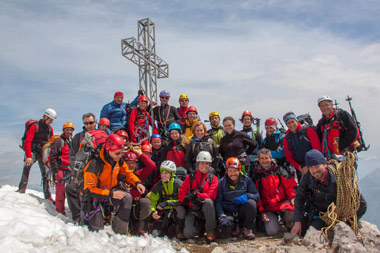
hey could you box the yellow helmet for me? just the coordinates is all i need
[179,93,189,100]
[209,111,220,119]
[62,122,75,130]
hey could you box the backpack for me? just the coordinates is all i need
[19,119,38,150]
[175,166,187,181]
[42,135,63,166]
[71,130,108,185]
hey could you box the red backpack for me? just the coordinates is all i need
[19,119,38,150]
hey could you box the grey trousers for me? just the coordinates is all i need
[263,210,294,236]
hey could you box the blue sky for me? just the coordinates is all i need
[1,0,380,189]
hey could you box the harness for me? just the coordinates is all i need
[157,105,174,127]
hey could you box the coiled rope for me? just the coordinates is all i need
[319,152,361,241]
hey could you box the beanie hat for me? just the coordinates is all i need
[283,113,297,124]
[305,149,327,167]
[114,91,124,98]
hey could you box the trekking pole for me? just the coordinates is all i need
[278,118,285,129]
[345,96,369,152]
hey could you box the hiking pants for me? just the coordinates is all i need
[65,182,81,222]
[238,199,257,230]
[18,151,51,199]
[183,198,216,239]
[263,210,294,236]
[86,192,133,232]
[55,169,69,214]
[130,198,152,232]
[151,206,186,238]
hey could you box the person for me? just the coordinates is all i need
[291,149,367,237]
[66,112,97,222]
[123,147,155,235]
[160,123,189,168]
[100,91,138,131]
[179,151,219,243]
[49,122,75,215]
[177,93,189,126]
[240,110,262,152]
[185,122,220,175]
[152,90,180,144]
[82,134,145,233]
[252,149,296,236]
[215,157,259,240]
[316,96,359,158]
[207,111,225,149]
[116,129,130,153]
[98,118,110,135]
[142,134,163,192]
[17,108,56,201]
[283,112,321,179]
[149,160,186,239]
[128,95,158,145]
[219,116,257,175]
[261,118,286,165]
[181,106,199,140]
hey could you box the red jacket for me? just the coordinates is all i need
[129,153,156,201]
[283,123,321,170]
[128,108,158,143]
[24,120,54,158]
[178,170,219,208]
[178,106,188,126]
[254,164,297,213]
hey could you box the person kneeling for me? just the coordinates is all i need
[179,151,219,243]
[215,157,260,240]
[82,134,145,234]
[149,160,186,239]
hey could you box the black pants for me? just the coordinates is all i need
[18,151,51,199]
[65,182,81,221]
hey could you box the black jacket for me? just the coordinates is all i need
[219,130,257,161]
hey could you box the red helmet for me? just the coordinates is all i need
[116,130,129,141]
[186,106,198,114]
[105,134,124,152]
[241,110,253,119]
[141,144,152,153]
[99,118,110,127]
[124,151,139,162]
[225,157,241,170]
[138,95,149,103]
[265,118,278,127]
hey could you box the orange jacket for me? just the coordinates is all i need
[83,146,140,198]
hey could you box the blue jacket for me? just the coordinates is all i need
[215,174,260,218]
[100,101,127,130]
[262,130,285,159]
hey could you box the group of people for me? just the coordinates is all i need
[16,90,367,243]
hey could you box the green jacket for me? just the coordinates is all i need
[149,177,182,212]
[207,125,225,148]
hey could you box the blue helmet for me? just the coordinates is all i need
[168,123,181,132]
[159,90,170,97]
[151,134,162,141]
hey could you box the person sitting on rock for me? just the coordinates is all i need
[215,157,259,240]
[291,149,367,237]
[252,148,297,236]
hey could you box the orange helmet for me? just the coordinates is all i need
[62,122,75,130]
[141,144,152,153]
[241,110,253,119]
[99,118,110,127]
[225,157,241,170]
[265,118,278,127]
[186,106,198,115]
[138,95,149,103]
[116,130,129,141]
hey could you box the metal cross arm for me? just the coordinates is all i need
[121,37,169,78]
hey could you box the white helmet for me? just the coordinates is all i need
[160,160,176,174]
[317,96,333,105]
[196,151,213,163]
[43,108,57,120]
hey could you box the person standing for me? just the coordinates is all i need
[207,112,225,149]
[17,108,56,201]
[100,91,128,131]
[177,93,189,126]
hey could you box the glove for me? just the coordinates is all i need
[191,190,199,201]
[158,201,168,209]
[234,194,248,205]
[193,198,205,207]
[218,215,234,229]
[182,194,192,206]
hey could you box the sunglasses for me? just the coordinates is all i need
[84,121,95,125]
[160,97,169,99]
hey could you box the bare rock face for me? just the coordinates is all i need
[332,222,367,252]
[301,226,328,248]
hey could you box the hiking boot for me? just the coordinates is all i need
[137,229,146,236]
[176,232,185,240]
[242,227,255,240]
[112,215,129,235]
[47,197,55,205]
[232,225,240,237]
[16,189,25,193]
[206,232,216,244]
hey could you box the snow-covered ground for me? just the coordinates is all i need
[0,185,183,253]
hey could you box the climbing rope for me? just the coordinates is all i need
[319,151,361,241]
